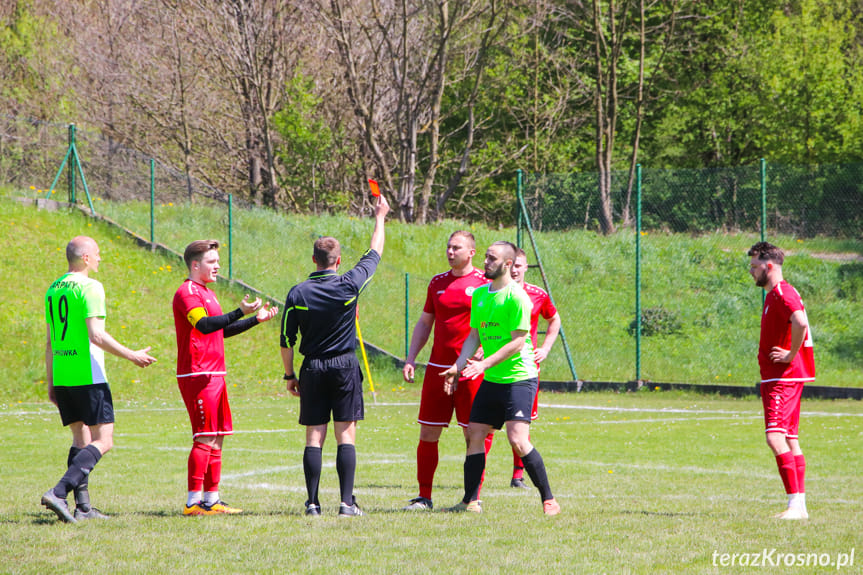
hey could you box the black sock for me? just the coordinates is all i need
[67,446,91,511]
[522,447,553,501]
[54,444,102,498]
[336,444,357,505]
[463,452,486,503]
[303,446,323,506]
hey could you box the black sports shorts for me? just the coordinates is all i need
[469,378,538,430]
[54,383,115,427]
[298,352,364,426]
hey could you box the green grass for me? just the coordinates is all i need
[0,391,860,574]
[1,194,860,573]
[3,192,863,394]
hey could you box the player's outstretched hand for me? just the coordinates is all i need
[239,294,263,315]
[130,346,157,368]
[440,364,459,396]
[461,358,485,380]
[256,302,278,323]
[403,362,415,383]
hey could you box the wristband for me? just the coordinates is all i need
[284,373,297,381]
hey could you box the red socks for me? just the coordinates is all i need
[775,452,799,494]
[188,441,212,492]
[417,440,438,500]
[794,454,806,493]
[204,448,222,493]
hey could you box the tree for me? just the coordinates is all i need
[272,72,336,212]
[197,0,299,207]
[322,0,511,222]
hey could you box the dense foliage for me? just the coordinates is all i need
[1,0,861,227]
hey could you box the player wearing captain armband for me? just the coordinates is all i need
[748,242,815,520]
[173,240,278,516]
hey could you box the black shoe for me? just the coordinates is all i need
[305,501,321,516]
[74,507,110,520]
[41,489,76,523]
[338,497,364,517]
[510,477,530,489]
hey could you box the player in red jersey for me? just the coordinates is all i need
[173,240,278,516]
[508,248,561,488]
[401,231,492,510]
[748,242,815,520]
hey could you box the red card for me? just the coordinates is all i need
[368,178,380,197]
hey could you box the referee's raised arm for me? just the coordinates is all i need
[369,194,389,256]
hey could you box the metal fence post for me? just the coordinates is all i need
[516,169,524,248]
[228,194,233,280]
[149,159,155,245]
[760,158,767,305]
[405,272,410,357]
[68,124,76,204]
[635,164,642,383]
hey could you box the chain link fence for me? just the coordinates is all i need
[3,115,861,386]
[520,165,863,387]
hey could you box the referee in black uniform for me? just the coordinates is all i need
[280,194,389,517]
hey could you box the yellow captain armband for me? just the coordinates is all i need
[187,307,208,327]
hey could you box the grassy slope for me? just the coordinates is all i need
[2,194,862,406]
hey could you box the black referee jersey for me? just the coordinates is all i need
[280,249,380,359]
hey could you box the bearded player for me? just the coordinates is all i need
[173,240,278,516]
[508,248,561,488]
[748,242,815,520]
[401,231,493,511]
[442,241,559,515]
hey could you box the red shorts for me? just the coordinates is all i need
[761,379,804,439]
[178,375,233,439]
[418,362,483,428]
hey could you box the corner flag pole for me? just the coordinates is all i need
[355,309,377,403]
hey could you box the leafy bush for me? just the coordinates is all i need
[628,306,683,337]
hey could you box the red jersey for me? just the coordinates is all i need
[523,282,558,351]
[423,268,488,366]
[173,279,227,378]
[758,280,815,383]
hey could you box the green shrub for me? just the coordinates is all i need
[628,306,683,337]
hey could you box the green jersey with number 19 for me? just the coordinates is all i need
[45,272,108,387]
[469,282,538,384]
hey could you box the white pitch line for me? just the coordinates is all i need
[538,403,863,418]
[589,415,762,425]
[1,402,861,419]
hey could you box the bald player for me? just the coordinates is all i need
[41,236,157,523]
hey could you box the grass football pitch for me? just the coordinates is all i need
[1,391,859,574]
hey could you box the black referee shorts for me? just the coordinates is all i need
[54,383,115,427]
[298,352,364,426]
[469,378,538,430]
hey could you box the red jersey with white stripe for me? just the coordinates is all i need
[423,268,488,366]
[173,279,226,377]
[523,282,557,351]
[758,280,815,383]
